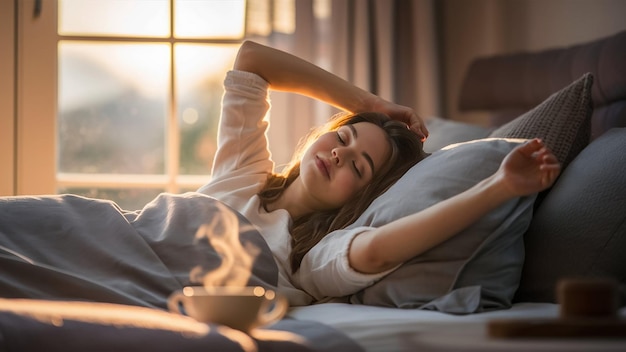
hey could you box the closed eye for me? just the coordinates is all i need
[336,132,346,145]
[346,124,375,176]
[352,161,362,178]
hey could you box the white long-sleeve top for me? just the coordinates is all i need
[198,70,391,306]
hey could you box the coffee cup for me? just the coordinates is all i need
[167,286,288,332]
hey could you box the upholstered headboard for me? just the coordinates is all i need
[458,30,626,140]
[453,30,626,305]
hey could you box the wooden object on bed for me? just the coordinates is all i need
[488,278,626,339]
[488,318,626,339]
[558,278,619,319]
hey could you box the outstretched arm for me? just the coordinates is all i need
[349,138,561,274]
[233,40,428,140]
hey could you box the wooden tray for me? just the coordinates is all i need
[488,318,626,338]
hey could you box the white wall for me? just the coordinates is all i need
[441,0,626,125]
[502,0,626,52]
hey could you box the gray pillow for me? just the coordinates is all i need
[346,74,595,313]
[514,128,626,304]
[347,138,535,313]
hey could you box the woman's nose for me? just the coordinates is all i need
[331,148,341,165]
[332,147,352,166]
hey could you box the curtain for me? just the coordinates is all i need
[246,0,441,167]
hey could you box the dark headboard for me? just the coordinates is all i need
[458,30,626,140]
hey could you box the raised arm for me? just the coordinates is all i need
[234,40,428,140]
[349,138,561,274]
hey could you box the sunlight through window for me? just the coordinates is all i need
[175,0,245,38]
[56,0,246,210]
[59,0,170,37]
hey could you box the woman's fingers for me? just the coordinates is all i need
[536,145,561,188]
[377,100,429,140]
[505,138,561,193]
[519,138,545,156]
[409,122,428,141]
[541,163,558,186]
[406,114,428,141]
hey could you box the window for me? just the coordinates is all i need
[22,0,247,210]
[58,0,248,210]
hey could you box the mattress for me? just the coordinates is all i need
[288,302,626,352]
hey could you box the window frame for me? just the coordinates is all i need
[0,0,16,195]
[16,0,58,195]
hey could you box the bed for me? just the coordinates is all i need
[1,31,625,352]
[288,29,626,350]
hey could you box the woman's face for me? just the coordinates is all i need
[298,122,391,210]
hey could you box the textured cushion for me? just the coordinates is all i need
[488,73,594,170]
[514,128,626,304]
[347,138,535,313]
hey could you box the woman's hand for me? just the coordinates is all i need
[497,138,561,197]
[369,98,429,141]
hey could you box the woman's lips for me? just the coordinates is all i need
[316,156,330,179]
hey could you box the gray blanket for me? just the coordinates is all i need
[0,192,277,308]
[0,193,364,351]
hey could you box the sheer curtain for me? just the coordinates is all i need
[246,0,441,167]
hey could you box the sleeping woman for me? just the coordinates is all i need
[196,41,561,305]
[0,41,561,307]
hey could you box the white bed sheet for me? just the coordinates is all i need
[288,302,626,352]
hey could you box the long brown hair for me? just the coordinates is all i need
[258,112,425,273]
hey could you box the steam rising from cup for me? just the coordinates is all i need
[189,202,261,288]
